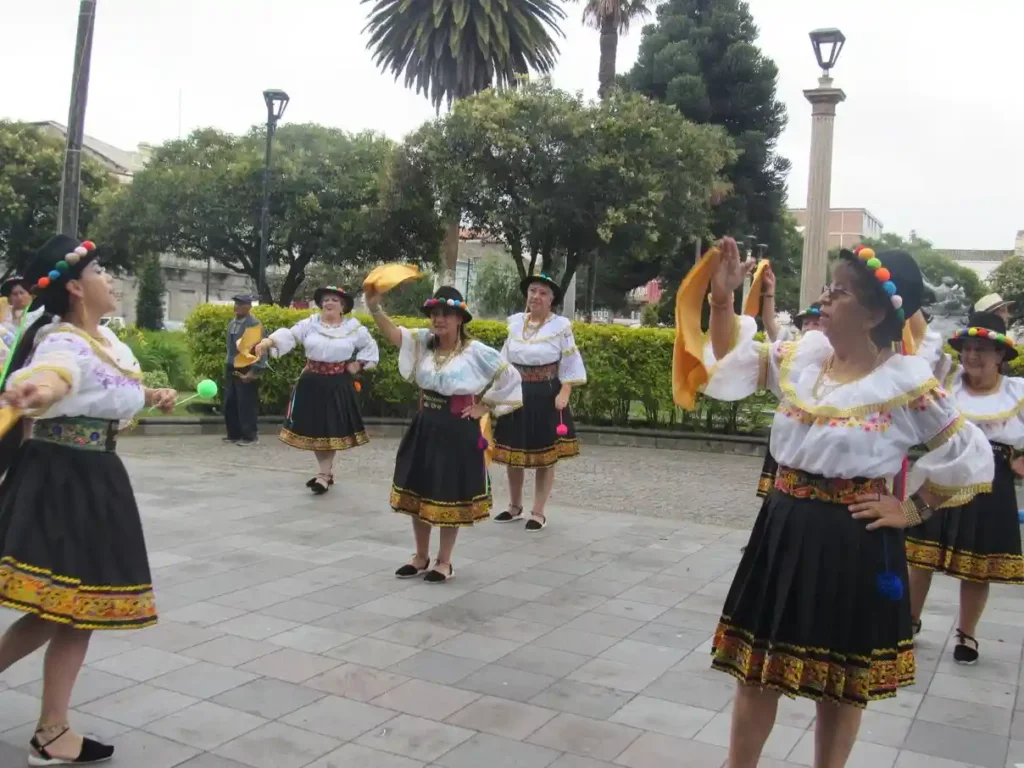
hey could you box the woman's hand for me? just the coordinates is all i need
[252,339,274,356]
[554,390,570,411]
[710,237,745,302]
[147,388,178,413]
[346,361,361,375]
[364,286,381,311]
[4,380,57,411]
[461,402,490,420]
[762,264,776,296]
[849,492,910,530]
[1012,456,1024,478]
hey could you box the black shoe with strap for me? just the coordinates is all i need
[29,727,114,766]
[494,505,523,523]
[953,629,979,665]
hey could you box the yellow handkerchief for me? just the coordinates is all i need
[742,259,770,317]
[672,247,720,410]
[234,323,263,368]
[363,264,422,294]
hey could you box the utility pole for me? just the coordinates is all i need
[57,0,97,237]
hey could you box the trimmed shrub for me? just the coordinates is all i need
[184,303,775,433]
[119,328,193,391]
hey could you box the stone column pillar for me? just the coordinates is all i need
[562,275,577,320]
[799,76,846,308]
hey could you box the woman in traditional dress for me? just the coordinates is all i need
[906,311,1024,664]
[253,285,379,494]
[0,275,33,347]
[0,235,175,765]
[363,285,522,582]
[492,273,586,531]
[688,237,993,767]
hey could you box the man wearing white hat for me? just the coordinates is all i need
[975,293,1014,323]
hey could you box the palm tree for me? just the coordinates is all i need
[578,0,653,99]
[362,0,566,282]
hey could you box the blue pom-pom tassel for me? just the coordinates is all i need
[876,571,904,601]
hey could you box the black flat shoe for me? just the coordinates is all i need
[953,629,979,665]
[30,729,114,766]
[424,563,455,583]
[494,505,523,523]
[395,557,429,579]
[310,475,331,495]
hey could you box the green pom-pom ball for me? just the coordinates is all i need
[866,257,881,269]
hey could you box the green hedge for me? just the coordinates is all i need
[184,304,774,433]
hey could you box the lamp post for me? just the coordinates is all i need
[798,28,846,308]
[57,0,97,237]
[258,89,290,303]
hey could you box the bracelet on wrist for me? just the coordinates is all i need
[762,294,775,299]
[709,297,732,309]
[900,498,923,527]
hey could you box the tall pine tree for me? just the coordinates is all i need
[134,254,165,330]
[627,0,794,297]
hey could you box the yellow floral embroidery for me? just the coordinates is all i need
[279,429,368,452]
[906,537,1024,584]
[390,486,491,527]
[491,439,580,468]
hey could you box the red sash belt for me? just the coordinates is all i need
[419,390,476,415]
[305,360,348,375]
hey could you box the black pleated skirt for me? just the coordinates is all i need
[712,488,915,707]
[280,369,368,451]
[493,375,579,468]
[0,439,156,630]
[390,392,491,527]
[906,444,1024,584]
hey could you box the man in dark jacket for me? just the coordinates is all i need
[223,295,267,446]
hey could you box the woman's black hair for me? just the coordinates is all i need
[837,252,905,349]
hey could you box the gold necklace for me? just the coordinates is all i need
[811,354,878,400]
[522,314,550,341]
[432,341,462,370]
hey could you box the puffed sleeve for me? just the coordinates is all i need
[558,321,587,386]
[479,352,523,418]
[268,316,312,358]
[904,388,995,507]
[397,327,430,382]
[700,316,821,402]
[7,330,88,393]
[355,324,380,369]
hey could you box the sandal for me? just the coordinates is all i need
[30,726,114,766]
[494,505,524,523]
[525,514,547,532]
[310,474,331,495]
[912,618,922,636]
[306,474,335,489]
[424,561,455,583]
[953,629,979,665]
[395,555,430,579]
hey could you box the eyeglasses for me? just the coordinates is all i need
[822,284,852,299]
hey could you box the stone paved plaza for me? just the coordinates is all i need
[0,435,1020,768]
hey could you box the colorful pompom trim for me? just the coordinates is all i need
[952,327,1016,347]
[423,297,469,311]
[852,245,905,321]
[31,240,95,293]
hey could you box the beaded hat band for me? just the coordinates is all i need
[952,327,1016,347]
[32,240,96,292]
[852,245,904,321]
[423,297,469,311]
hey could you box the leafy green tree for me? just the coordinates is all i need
[407,80,733,308]
[94,124,438,306]
[627,0,791,269]
[575,0,653,99]
[0,121,118,275]
[134,254,165,330]
[473,253,523,318]
[987,256,1024,308]
[361,0,567,283]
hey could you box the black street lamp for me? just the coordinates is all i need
[809,28,846,77]
[258,88,290,302]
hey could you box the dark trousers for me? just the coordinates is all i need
[224,365,259,441]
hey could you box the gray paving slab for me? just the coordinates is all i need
[0,438,1015,767]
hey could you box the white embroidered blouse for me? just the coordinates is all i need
[268,315,380,367]
[500,314,587,386]
[703,317,994,503]
[7,323,144,421]
[398,328,523,417]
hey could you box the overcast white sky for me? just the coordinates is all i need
[4,0,1022,249]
